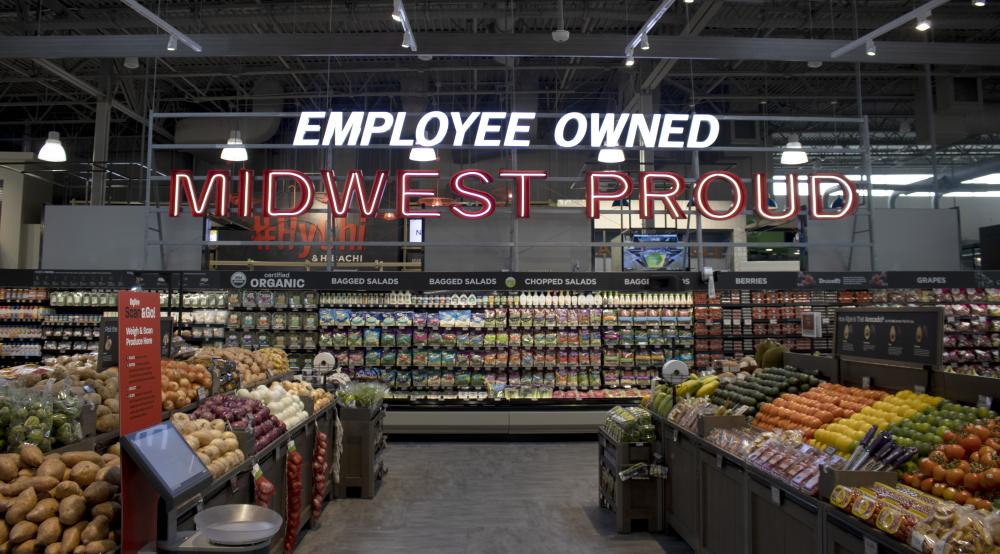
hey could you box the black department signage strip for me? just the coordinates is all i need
[6,269,1000,292]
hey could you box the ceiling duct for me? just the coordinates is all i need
[174,79,283,159]
[915,76,999,146]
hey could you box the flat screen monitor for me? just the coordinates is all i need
[121,421,212,505]
[623,234,688,271]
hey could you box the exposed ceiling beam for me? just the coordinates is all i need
[830,0,953,58]
[32,59,173,140]
[119,0,204,53]
[4,34,999,66]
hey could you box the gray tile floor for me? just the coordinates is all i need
[297,440,692,554]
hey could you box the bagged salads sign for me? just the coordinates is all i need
[168,110,858,223]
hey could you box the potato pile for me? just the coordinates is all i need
[192,348,268,386]
[278,381,333,411]
[0,443,120,554]
[32,355,119,435]
[254,349,289,376]
[169,413,245,479]
[160,360,212,412]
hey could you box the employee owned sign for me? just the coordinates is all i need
[167,110,859,223]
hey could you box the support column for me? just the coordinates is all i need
[91,61,113,205]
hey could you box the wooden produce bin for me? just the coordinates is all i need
[660,424,701,549]
[598,428,659,533]
[697,447,747,554]
[747,474,822,554]
[336,404,386,499]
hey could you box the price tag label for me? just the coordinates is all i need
[978,395,993,409]
[909,532,925,551]
[197,386,208,400]
[716,453,723,469]
[864,536,878,554]
[913,385,925,394]
[770,486,781,505]
[861,376,872,389]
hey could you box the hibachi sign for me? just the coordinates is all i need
[167,111,859,222]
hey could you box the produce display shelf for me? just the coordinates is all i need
[655,416,922,554]
[386,398,639,410]
[824,504,922,554]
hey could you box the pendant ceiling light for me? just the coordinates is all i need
[220,130,248,162]
[780,135,808,166]
[409,147,437,162]
[37,131,66,162]
[598,148,625,164]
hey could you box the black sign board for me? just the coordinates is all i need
[179,270,702,292]
[32,270,135,289]
[717,272,888,290]
[834,307,943,368]
[97,316,173,369]
[887,271,978,289]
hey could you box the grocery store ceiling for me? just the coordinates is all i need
[1,0,999,198]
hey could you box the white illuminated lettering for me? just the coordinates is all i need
[450,112,480,146]
[504,112,535,147]
[416,111,449,146]
[687,114,720,149]
[360,112,395,146]
[589,113,630,148]
[474,112,505,147]
[321,111,364,146]
[658,114,690,148]
[292,111,325,146]
[554,113,587,147]
[626,114,662,148]
[389,112,414,146]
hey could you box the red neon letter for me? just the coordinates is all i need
[639,172,686,219]
[449,169,496,220]
[586,172,633,219]
[809,173,858,219]
[262,170,315,217]
[396,170,441,218]
[237,169,253,217]
[693,171,745,221]
[169,170,229,217]
[753,173,800,221]
[498,170,547,218]
[321,170,388,218]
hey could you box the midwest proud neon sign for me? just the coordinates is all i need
[291,111,720,149]
[168,169,858,221]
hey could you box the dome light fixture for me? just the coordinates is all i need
[220,130,248,162]
[914,12,931,31]
[780,134,808,166]
[37,131,66,162]
[409,147,437,162]
[598,148,625,164]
